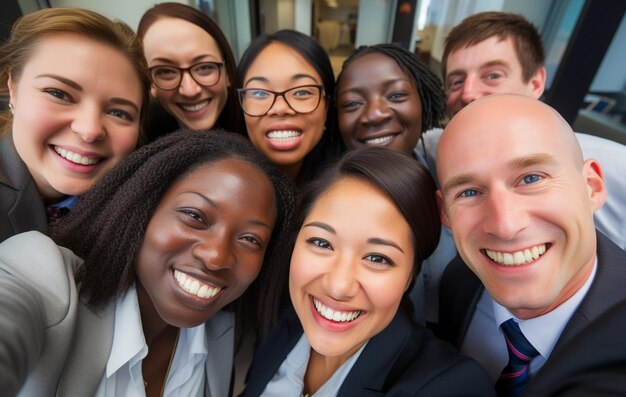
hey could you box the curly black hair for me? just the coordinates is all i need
[52,129,296,334]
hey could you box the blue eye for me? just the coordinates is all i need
[459,189,479,198]
[44,88,70,101]
[249,90,270,99]
[521,174,542,185]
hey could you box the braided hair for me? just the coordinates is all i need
[52,129,296,334]
[337,43,446,133]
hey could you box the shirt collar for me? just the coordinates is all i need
[106,285,147,378]
[493,256,598,359]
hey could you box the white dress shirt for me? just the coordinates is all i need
[461,258,597,381]
[261,334,366,396]
[95,285,209,397]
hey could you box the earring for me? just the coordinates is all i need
[8,102,15,115]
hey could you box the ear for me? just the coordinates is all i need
[150,84,158,98]
[528,66,546,98]
[7,70,16,102]
[436,189,450,228]
[582,159,607,212]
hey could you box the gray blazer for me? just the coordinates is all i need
[0,231,235,397]
[0,134,47,242]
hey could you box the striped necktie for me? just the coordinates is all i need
[495,319,539,397]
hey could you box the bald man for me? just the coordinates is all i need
[436,94,626,396]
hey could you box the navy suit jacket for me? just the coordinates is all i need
[243,305,495,397]
[437,232,626,393]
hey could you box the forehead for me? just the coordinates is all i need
[342,52,407,82]
[446,36,521,72]
[142,17,222,63]
[174,158,272,193]
[244,42,321,85]
[439,103,574,181]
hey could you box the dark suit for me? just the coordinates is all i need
[0,134,47,242]
[243,306,495,397]
[524,298,626,397]
[437,232,626,393]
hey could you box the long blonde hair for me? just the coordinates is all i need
[0,7,150,138]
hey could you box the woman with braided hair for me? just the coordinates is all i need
[0,129,296,396]
[336,44,453,325]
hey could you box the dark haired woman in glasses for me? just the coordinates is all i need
[237,29,345,187]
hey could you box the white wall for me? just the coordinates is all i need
[49,0,190,30]
[294,0,311,35]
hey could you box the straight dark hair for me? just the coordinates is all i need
[238,29,345,186]
[53,129,296,335]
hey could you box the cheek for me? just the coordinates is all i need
[109,128,140,157]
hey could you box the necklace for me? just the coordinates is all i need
[144,328,180,397]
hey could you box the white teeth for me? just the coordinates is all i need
[312,297,361,323]
[174,269,221,299]
[54,146,100,165]
[485,244,547,266]
[267,130,301,141]
[364,135,394,145]
[181,100,209,112]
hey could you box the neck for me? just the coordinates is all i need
[303,348,350,396]
[136,282,169,343]
[278,161,304,183]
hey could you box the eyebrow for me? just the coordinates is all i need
[150,54,223,66]
[303,222,405,253]
[37,73,140,112]
[441,153,557,194]
[446,60,510,80]
[338,77,411,96]
[244,72,319,87]
[188,192,272,229]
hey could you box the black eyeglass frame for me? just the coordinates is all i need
[236,84,326,117]
[149,61,224,91]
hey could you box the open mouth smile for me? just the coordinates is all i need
[53,145,101,165]
[312,297,361,322]
[174,269,222,299]
[483,243,549,266]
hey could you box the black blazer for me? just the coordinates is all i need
[243,306,495,397]
[0,134,47,242]
[437,232,626,392]
[523,298,626,397]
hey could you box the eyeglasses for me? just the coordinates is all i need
[149,62,223,90]
[237,85,324,117]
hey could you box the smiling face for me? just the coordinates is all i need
[8,33,143,202]
[444,36,545,117]
[437,95,606,319]
[337,52,423,154]
[141,17,230,131]
[241,42,328,178]
[136,158,276,329]
[290,177,414,362]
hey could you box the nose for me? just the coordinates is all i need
[460,76,484,106]
[482,187,528,241]
[361,97,391,126]
[178,70,202,97]
[266,94,296,116]
[71,104,105,143]
[321,255,359,301]
[191,236,235,271]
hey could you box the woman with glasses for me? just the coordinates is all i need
[138,3,242,141]
[237,29,345,186]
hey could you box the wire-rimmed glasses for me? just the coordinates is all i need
[149,62,223,90]
[237,85,324,117]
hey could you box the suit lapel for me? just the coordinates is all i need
[243,308,304,396]
[435,254,483,348]
[337,310,412,396]
[204,310,235,397]
[57,300,115,396]
[555,232,626,349]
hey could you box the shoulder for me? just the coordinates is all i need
[387,322,495,396]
